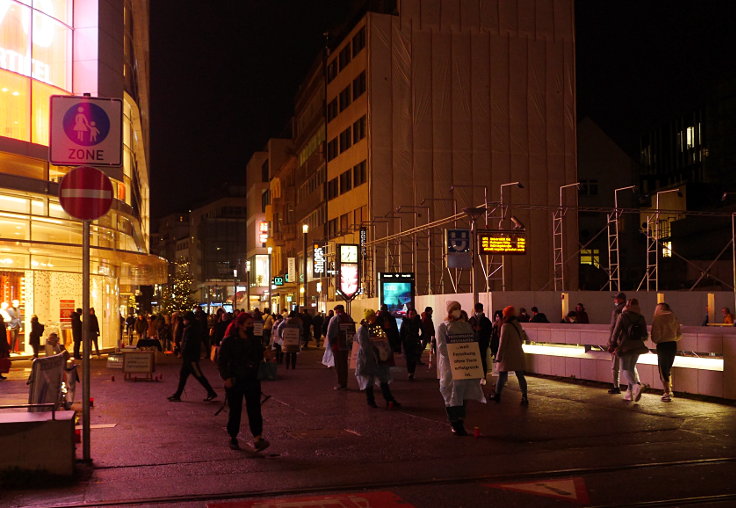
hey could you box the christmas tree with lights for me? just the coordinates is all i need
[162,259,196,312]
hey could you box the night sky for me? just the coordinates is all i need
[149,0,736,222]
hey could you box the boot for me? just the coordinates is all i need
[451,420,468,436]
[365,387,378,408]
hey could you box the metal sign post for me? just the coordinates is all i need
[82,220,91,462]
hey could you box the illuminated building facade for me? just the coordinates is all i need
[245,138,291,311]
[0,0,164,354]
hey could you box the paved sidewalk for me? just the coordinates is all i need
[1,348,735,507]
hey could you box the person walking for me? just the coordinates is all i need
[608,292,627,394]
[125,313,136,345]
[217,312,270,451]
[420,307,435,368]
[355,309,400,408]
[88,308,101,356]
[650,302,681,402]
[29,315,44,359]
[322,309,334,340]
[0,318,9,380]
[326,304,354,390]
[262,309,274,348]
[492,306,529,405]
[282,311,302,370]
[312,312,324,348]
[469,303,493,383]
[377,304,401,353]
[168,311,217,402]
[71,308,83,359]
[134,313,147,342]
[436,301,486,436]
[399,308,422,381]
[610,298,650,402]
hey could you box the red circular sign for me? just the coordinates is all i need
[59,166,114,220]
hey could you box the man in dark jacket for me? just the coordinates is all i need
[71,308,83,359]
[312,312,324,347]
[530,307,549,323]
[88,308,101,356]
[218,312,270,451]
[377,304,400,353]
[168,311,217,402]
[469,303,493,379]
[399,308,422,380]
[608,292,627,394]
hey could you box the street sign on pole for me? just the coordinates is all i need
[58,166,113,464]
[50,95,122,167]
[59,166,113,221]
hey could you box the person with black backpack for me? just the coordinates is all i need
[610,298,650,402]
[217,312,270,451]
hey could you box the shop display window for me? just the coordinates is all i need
[0,254,30,270]
[0,194,30,213]
[0,151,46,179]
[0,69,31,141]
[31,80,65,145]
[0,212,29,240]
[31,217,81,244]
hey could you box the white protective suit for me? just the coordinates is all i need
[436,319,486,407]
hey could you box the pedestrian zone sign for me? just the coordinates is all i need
[50,95,122,167]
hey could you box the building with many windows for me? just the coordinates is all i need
[317,0,578,296]
[0,0,164,354]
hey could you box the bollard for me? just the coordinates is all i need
[111,375,115,382]
[473,426,480,438]
[74,429,81,443]
[89,397,94,408]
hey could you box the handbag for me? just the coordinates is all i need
[257,361,277,381]
[0,357,10,374]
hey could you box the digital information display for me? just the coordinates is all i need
[478,230,527,255]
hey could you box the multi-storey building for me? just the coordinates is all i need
[245,138,291,311]
[319,0,578,295]
[0,0,164,353]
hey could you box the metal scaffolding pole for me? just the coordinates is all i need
[553,183,580,292]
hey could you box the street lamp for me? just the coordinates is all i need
[233,268,238,311]
[463,206,486,306]
[499,181,524,291]
[302,224,309,308]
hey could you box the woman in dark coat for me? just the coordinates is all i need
[29,315,45,359]
[492,306,528,405]
[399,308,422,380]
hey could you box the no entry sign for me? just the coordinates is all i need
[59,166,113,220]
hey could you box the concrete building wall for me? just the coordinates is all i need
[364,0,577,292]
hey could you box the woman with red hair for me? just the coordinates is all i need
[492,306,529,405]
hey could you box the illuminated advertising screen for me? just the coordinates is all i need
[478,230,527,255]
[335,244,360,301]
[379,272,414,317]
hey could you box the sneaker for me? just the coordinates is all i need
[204,393,217,402]
[408,374,414,381]
[608,387,621,394]
[167,395,181,402]
[480,378,487,385]
[253,438,270,452]
[661,393,672,402]
[623,389,632,402]
[633,384,648,402]
[229,438,240,450]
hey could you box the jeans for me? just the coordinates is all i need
[619,353,640,386]
[226,380,262,439]
[495,370,528,396]
[478,338,490,377]
[285,351,297,369]
[173,360,216,397]
[656,341,677,383]
[611,354,621,387]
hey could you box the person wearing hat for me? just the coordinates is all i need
[218,312,270,451]
[355,309,400,408]
[608,292,627,394]
[168,311,218,402]
[491,306,529,405]
[436,301,486,436]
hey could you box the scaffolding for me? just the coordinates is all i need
[606,208,622,292]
